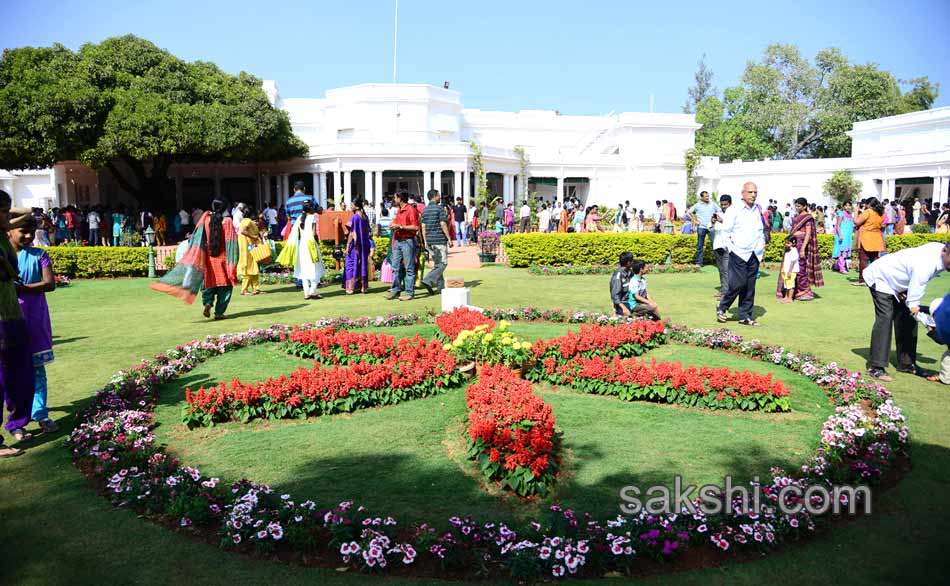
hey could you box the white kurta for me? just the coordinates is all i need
[293,215,325,282]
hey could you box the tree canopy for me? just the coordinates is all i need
[0,35,307,203]
[688,44,939,162]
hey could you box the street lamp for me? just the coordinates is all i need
[144,226,157,278]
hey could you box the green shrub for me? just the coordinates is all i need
[910,223,931,234]
[501,232,947,267]
[44,246,149,278]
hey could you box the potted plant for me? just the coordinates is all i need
[478,230,500,263]
[442,321,534,377]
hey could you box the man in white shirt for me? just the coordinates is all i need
[87,208,101,246]
[519,202,532,233]
[263,202,279,239]
[863,241,950,381]
[178,208,190,240]
[538,204,551,234]
[716,182,767,326]
[652,201,663,233]
[232,203,245,226]
[710,194,732,297]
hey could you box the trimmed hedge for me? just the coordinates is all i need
[45,247,150,278]
[501,232,950,267]
[45,237,392,279]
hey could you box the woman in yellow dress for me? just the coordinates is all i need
[237,205,263,295]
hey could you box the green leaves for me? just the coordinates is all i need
[0,35,307,202]
[690,44,938,162]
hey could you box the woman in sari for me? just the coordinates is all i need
[237,206,263,296]
[936,203,950,234]
[831,201,855,274]
[276,201,325,300]
[853,197,887,286]
[0,196,38,455]
[153,213,168,246]
[558,206,569,232]
[585,205,603,233]
[777,197,823,301]
[894,202,907,235]
[150,199,239,319]
[344,197,374,294]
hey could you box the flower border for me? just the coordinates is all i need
[66,309,909,580]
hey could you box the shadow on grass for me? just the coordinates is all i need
[52,335,88,346]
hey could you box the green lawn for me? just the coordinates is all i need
[3,266,949,585]
[150,341,830,525]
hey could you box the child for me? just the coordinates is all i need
[610,251,635,316]
[627,259,661,320]
[780,235,799,304]
[9,215,58,433]
[494,219,503,235]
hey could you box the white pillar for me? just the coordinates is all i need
[281,174,290,205]
[333,170,342,206]
[462,170,470,202]
[423,170,432,196]
[343,170,352,207]
[364,171,372,202]
[882,178,893,202]
[374,170,384,206]
[453,171,462,202]
[311,172,321,205]
[556,176,564,204]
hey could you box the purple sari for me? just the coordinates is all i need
[344,212,373,293]
[776,212,824,300]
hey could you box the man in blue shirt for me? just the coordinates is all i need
[689,191,721,266]
[285,181,321,225]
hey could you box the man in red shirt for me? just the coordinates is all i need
[384,191,421,300]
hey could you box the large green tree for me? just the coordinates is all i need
[0,35,307,204]
[689,44,938,162]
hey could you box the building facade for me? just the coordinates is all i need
[3,84,948,213]
[697,107,950,206]
[2,82,699,212]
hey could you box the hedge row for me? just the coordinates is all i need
[501,232,950,267]
[44,238,393,278]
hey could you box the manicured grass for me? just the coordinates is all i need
[150,341,829,526]
[3,266,950,585]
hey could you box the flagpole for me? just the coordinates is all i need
[392,0,399,83]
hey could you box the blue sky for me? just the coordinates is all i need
[4,0,949,115]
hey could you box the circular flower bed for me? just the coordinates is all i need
[67,309,908,581]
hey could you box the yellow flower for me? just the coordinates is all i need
[481,337,491,345]
[483,333,494,342]
[498,320,510,331]
[501,338,512,345]
[474,324,489,332]
[452,340,463,348]
[521,342,532,350]
[442,343,452,351]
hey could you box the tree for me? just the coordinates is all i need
[823,169,862,204]
[683,54,715,114]
[736,44,938,159]
[691,44,939,162]
[0,35,307,204]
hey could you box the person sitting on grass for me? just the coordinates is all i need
[779,235,799,304]
[627,259,661,320]
[610,251,635,316]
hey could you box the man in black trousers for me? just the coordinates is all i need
[716,182,769,326]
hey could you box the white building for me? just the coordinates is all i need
[2,82,699,211]
[697,107,950,206]
[3,84,948,213]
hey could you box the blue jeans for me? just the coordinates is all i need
[455,221,468,245]
[885,224,894,236]
[695,227,709,266]
[389,238,416,297]
[89,228,99,245]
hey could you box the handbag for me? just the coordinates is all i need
[250,242,272,263]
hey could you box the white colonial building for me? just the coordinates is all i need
[1,82,699,211]
[2,82,948,212]
[697,107,950,206]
